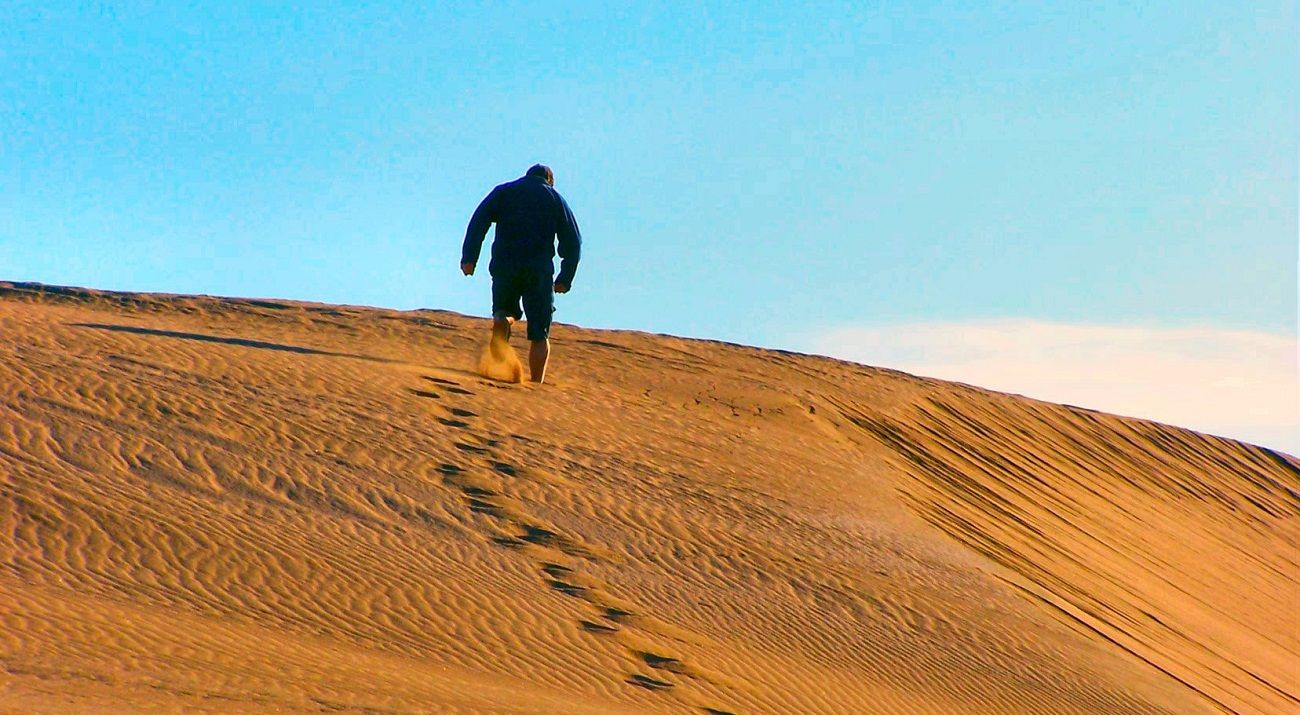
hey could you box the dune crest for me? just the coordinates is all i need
[1,282,1295,714]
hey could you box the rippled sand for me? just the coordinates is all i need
[1,282,1295,714]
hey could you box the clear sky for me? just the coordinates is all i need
[2,2,1296,450]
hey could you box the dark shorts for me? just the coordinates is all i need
[491,264,555,341]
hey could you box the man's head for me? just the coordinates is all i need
[526,164,555,186]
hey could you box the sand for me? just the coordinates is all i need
[0,281,1294,715]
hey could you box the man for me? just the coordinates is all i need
[461,164,581,384]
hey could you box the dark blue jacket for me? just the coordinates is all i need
[461,175,582,286]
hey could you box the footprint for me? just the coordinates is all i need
[636,651,688,674]
[441,470,504,504]
[492,461,518,476]
[579,619,619,634]
[425,376,475,395]
[469,502,505,517]
[457,486,520,519]
[547,579,589,597]
[540,563,575,578]
[424,376,458,386]
[450,407,477,417]
[626,674,674,691]
[408,388,440,399]
[520,525,560,546]
[603,607,636,623]
[454,442,488,454]
[701,709,738,715]
[496,524,599,560]
[437,463,464,475]
[438,418,471,428]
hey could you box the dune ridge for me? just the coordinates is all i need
[1,281,1295,714]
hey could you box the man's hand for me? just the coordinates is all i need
[461,262,476,276]
[553,282,570,294]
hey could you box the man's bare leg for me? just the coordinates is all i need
[490,316,513,358]
[529,339,550,384]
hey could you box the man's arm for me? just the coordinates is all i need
[461,188,499,270]
[554,195,582,290]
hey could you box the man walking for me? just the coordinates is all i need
[461,164,582,384]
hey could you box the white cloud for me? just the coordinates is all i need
[805,320,1298,455]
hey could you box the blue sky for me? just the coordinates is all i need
[2,2,1295,448]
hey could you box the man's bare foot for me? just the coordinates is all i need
[490,317,513,360]
[478,317,524,383]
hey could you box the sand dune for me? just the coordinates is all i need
[0,281,1294,714]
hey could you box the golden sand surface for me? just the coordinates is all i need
[1,282,1295,714]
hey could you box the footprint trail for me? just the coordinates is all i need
[417,373,744,714]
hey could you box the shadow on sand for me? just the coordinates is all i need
[70,323,399,364]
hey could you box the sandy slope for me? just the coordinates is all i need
[0,282,1294,715]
